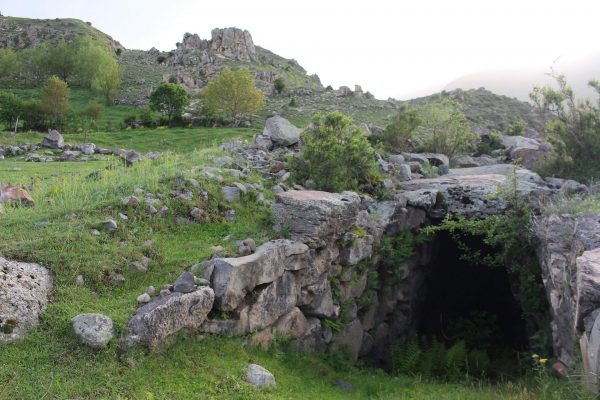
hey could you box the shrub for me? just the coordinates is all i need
[149,82,189,126]
[374,104,420,152]
[505,120,526,136]
[273,77,286,94]
[289,111,378,192]
[531,75,600,182]
[41,76,70,129]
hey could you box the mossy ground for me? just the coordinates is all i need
[0,130,594,399]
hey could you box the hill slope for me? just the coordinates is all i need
[0,16,123,52]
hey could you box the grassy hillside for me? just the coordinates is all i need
[0,129,592,399]
[0,16,123,51]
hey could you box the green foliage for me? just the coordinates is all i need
[378,230,427,268]
[42,39,79,82]
[505,120,526,136]
[91,56,123,105]
[0,90,23,128]
[391,338,468,379]
[414,98,478,162]
[0,48,21,79]
[41,76,70,128]
[531,75,600,181]
[289,111,378,192]
[202,68,265,124]
[375,104,420,151]
[149,82,189,126]
[83,100,103,121]
[273,77,286,94]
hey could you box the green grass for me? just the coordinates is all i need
[0,126,255,153]
[0,134,593,399]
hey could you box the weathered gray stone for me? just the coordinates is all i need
[221,186,241,202]
[273,190,360,248]
[40,129,64,149]
[299,273,337,318]
[253,134,273,150]
[293,317,332,353]
[210,239,309,311]
[72,313,113,348]
[79,143,96,155]
[274,307,308,338]
[263,116,302,146]
[330,318,363,362]
[247,364,275,387]
[0,257,53,343]
[173,271,196,293]
[122,287,214,349]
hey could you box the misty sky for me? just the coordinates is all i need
[2,0,599,99]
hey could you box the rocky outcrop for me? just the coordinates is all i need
[210,28,256,62]
[0,257,53,343]
[535,213,600,365]
[500,135,552,170]
[121,286,214,349]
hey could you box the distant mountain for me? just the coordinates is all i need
[443,52,600,101]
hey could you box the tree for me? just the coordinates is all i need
[273,77,286,95]
[149,82,189,126]
[530,75,600,181]
[0,91,23,130]
[41,76,70,128]
[92,60,122,105]
[0,48,20,79]
[376,104,421,151]
[289,111,378,192]
[42,40,78,82]
[202,68,265,125]
[414,98,478,162]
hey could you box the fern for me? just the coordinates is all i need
[444,340,467,379]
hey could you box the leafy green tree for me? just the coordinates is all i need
[92,60,123,105]
[42,39,78,82]
[41,76,70,128]
[0,91,23,129]
[149,82,189,126]
[0,48,20,79]
[376,104,421,151]
[290,111,378,192]
[202,68,265,124]
[414,98,478,162]
[530,75,600,181]
[273,77,286,94]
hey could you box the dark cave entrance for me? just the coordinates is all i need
[416,231,531,363]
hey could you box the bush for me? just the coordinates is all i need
[374,104,420,152]
[289,111,378,192]
[531,75,600,182]
[273,77,286,94]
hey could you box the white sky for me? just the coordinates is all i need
[2,0,599,99]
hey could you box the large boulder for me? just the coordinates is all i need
[0,257,53,343]
[263,116,302,146]
[208,239,309,311]
[247,364,275,387]
[40,129,64,149]
[72,313,114,348]
[121,287,214,349]
[273,190,361,248]
[500,135,551,169]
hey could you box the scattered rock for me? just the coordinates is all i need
[103,219,118,233]
[0,257,53,343]
[76,275,85,286]
[137,293,151,304]
[222,186,241,202]
[122,196,140,207]
[247,364,276,387]
[72,313,113,348]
